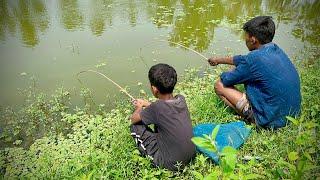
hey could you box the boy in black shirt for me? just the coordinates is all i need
[130,63,195,171]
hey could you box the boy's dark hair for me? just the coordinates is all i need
[148,63,177,94]
[243,16,275,44]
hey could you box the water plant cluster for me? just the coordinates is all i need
[0,60,319,179]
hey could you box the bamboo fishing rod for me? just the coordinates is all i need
[159,40,208,61]
[140,39,209,62]
[77,70,135,101]
[139,39,209,62]
[77,40,208,100]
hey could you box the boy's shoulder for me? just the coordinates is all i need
[141,95,188,125]
[241,43,278,65]
[248,42,278,57]
[150,94,187,110]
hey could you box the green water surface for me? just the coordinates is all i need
[0,0,319,108]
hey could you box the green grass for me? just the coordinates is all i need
[0,62,319,179]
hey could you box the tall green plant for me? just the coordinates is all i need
[191,125,262,179]
[274,116,318,179]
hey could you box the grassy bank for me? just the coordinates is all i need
[0,61,319,179]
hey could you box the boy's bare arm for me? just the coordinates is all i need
[208,57,234,66]
[130,99,151,124]
[130,106,143,124]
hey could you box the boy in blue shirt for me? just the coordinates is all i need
[208,16,301,129]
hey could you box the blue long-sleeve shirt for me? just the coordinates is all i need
[220,43,301,129]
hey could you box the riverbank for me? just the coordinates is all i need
[0,61,319,179]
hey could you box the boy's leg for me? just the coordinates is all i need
[214,79,256,124]
[130,122,159,162]
[214,79,243,112]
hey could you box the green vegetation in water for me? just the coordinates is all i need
[0,59,319,179]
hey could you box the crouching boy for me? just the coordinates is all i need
[208,16,301,129]
[130,63,195,171]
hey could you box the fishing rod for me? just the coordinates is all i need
[139,39,209,62]
[77,70,135,101]
[159,40,208,61]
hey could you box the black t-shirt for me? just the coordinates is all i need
[140,94,195,170]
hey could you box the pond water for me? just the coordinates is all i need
[1,0,319,109]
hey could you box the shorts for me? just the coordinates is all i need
[235,94,256,124]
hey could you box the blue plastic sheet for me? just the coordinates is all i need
[193,121,251,163]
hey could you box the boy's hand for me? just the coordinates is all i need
[208,57,234,66]
[132,99,143,109]
[208,57,220,66]
[132,99,150,109]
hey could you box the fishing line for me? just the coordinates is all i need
[139,47,150,69]
[77,70,135,100]
[160,40,208,61]
[138,39,209,63]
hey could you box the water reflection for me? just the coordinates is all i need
[128,0,137,27]
[0,0,16,41]
[0,0,49,47]
[267,0,320,45]
[169,0,320,51]
[168,0,222,52]
[0,0,319,48]
[90,0,113,36]
[59,0,84,31]
[147,0,177,28]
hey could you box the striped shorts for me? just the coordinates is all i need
[130,122,160,166]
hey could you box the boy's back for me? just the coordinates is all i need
[141,94,195,170]
[130,63,195,171]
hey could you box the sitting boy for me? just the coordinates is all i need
[130,63,195,170]
[208,16,301,129]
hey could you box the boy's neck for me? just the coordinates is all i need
[251,43,262,51]
[256,41,273,50]
[157,93,174,100]
[256,43,262,49]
